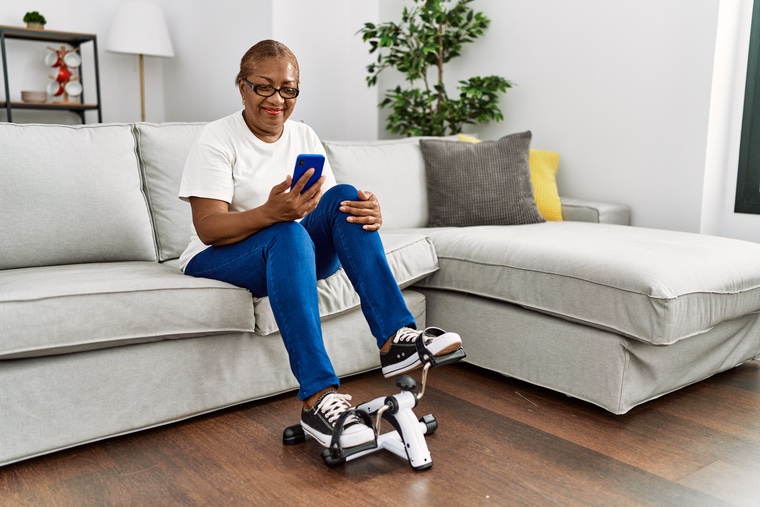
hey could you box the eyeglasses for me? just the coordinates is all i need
[242,78,299,99]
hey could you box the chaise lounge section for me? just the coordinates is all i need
[324,136,760,415]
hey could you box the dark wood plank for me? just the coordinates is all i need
[1,362,759,506]
[429,363,760,482]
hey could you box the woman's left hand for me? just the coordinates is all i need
[340,189,382,231]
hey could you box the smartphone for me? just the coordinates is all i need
[291,154,325,193]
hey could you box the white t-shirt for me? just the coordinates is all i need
[178,111,336,271]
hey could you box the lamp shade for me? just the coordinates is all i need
[106,1,174,57]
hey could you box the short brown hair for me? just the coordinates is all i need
[235,40,299,86]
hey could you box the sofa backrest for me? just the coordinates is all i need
[1,123,452,271]
[0,123,157,270]
[134,122,205,262]
[323,137,441,229]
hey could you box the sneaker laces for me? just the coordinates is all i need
[317,392,359,426]
[392,327,423,344]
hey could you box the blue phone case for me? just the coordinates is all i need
[291,154,325,193]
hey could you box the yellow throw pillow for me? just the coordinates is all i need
[529,149,563,221]
[457,133,480,144]
[458,134,563,221]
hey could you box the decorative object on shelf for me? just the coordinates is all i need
[106,1,175,121]
[358,0,512,137]
[45,45,82,102]
[20,90,47,103]
[63,52,81,68]
[0,25,102,123]
[23,11,46,30]
[46,80,63,98]
[64,80,83,97]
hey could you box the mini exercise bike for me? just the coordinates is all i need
[282,346,466,471]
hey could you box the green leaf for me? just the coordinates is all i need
[360,0,512,136]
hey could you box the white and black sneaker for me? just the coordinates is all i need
[380,326,462,378]
[301,391,375,448]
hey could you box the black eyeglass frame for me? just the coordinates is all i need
[242,78,300,99]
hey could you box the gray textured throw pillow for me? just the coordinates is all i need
[420,131,545,227]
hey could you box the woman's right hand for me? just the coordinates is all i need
[189,170,326,247]
[263,169,326,222]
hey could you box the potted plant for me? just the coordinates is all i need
[23,11,47,30]
[359,0,512,137]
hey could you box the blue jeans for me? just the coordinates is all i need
[185,184,415,400]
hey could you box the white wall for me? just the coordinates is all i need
[377,0,720,233]
[272,0,378,140]
[701,0,760,243]
[378,0,760,241]
[160,0,273,122]
[1,0,757,241]
[0,0,375,129]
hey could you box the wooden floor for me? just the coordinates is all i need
[2,361,760,506]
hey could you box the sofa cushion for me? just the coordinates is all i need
[253,232,438,335]
[323,136,458,229]
[0,123,156,269]
[413,222,760,345]
[529,149,563,221]
[0,262,255,359]
[560,197,631,225]
[419,132,546,227]
[134,122,205,261]
[457,133,563,221]
[324,137,429,229]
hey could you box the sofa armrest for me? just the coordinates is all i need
[560,197,631,225]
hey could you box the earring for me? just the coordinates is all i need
[241,97,245,106]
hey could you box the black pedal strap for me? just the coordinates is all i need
[414,333,466,369]
[326,409,377,460]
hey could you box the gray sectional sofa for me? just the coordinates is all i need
[2,122,760,467]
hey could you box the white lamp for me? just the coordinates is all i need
[106,1,175,121]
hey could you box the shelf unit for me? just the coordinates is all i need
[0,25,102,123]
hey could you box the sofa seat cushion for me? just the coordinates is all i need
[0,262,255,359]
[412,222,760,345]
[253,232,438,335]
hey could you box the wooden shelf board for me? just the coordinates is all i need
[0,101,99,110]
[0,25,96,44]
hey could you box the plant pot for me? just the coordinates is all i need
[26,22,45,30]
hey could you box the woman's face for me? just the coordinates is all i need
[239,57,299,142]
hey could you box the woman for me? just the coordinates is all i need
[178,40,462,449]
